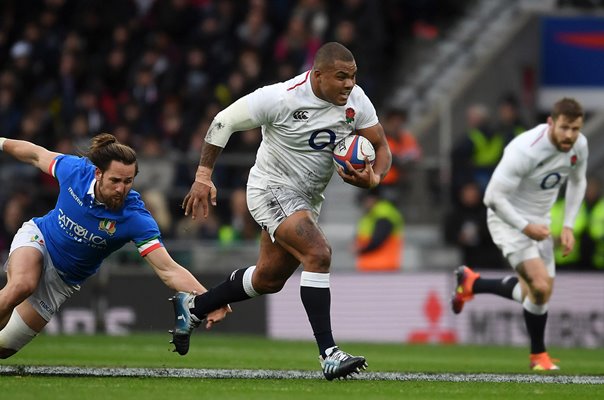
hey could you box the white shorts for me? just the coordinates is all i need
[487,216,555,277]
[246,185,321,241]
[6,220,80,321]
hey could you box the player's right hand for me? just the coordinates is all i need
[522,223,550,241]
[182,180,217,219]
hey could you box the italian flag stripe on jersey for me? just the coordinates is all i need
[49,157,58,177]
[137,237,162,256]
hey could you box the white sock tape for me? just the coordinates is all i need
[522,297,548,315]
[0,310,39,351]
[300,271,330,288]
[242,266,260,297]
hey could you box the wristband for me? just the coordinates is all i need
[0,137,6,151]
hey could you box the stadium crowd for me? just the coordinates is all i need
[0,0,467,254]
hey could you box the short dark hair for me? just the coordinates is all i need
[313,42,354,69]
[86,133,138,175]
[552,98,584,122]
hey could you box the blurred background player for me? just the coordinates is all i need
[451,98,587,371]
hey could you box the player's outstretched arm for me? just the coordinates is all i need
[144,246,231,327]
[0,137,62,175]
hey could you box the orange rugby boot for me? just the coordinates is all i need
[530,352,560,371]
[451,265,480,314]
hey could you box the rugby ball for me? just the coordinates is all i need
[333,135,376,173]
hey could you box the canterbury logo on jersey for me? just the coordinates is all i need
[293,110,309,120]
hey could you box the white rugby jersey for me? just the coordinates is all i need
[245,70,378,204]
[485,123,588,229]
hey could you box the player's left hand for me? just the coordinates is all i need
[205,304,232,329]
[560,226,575,257]
[336,157,380,189]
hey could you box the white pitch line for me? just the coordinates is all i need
[1,365,603,384]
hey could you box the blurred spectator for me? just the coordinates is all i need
[585,177,604,270]
[379,108,421,202]
[135,135,176,194]
[451,103,504,195]
[493,93,527,139]
[273,14,321,72]
[355,188,404,272]
[580,177,601,268]
[444,181,504,269]
[141,189,173,238]
[0,191,34,258]
[236,6,273,51]
[0,85,22,138]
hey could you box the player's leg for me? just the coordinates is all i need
[272,210,367,380]
[185,211,320,320]
[271,210,335,351]
[170,227,301,355]
[189,229,300,318]
[516,257,558,370]
[0,301,47,358]
[170,186,302,355]
[451,265,522,314]
[452,218,528,314]
[0,247,44,330]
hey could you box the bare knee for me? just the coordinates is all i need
[5,280,37,303]
[252,268,287,294]
[0,347,17,359]
[528,279,552,304]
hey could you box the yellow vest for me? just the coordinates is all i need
[588,199,604,269]
[469,129,504,167]
[356,200,404,271]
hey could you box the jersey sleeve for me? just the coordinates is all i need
[564,136,589,228]
[483,144,534,230]
[129,206,164,257]
[51,155,86,185]
[489,145,533,188]
[352,87,379,130]
[247,84,283,125]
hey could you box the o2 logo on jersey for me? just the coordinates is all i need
[308,129,336,150]
[540,172,562,190]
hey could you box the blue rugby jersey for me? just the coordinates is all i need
[33,155,163,284]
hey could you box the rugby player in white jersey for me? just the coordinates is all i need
[451,98,587,371]
[174,42,391,380]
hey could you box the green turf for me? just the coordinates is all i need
[1,333,603,399]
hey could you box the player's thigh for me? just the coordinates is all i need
[5,246,44,294]
[256,230,300,278]
[273,210,331,271]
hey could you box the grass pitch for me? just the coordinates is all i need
[1,333,603,399]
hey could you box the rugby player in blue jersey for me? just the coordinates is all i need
[0,133,229,358]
